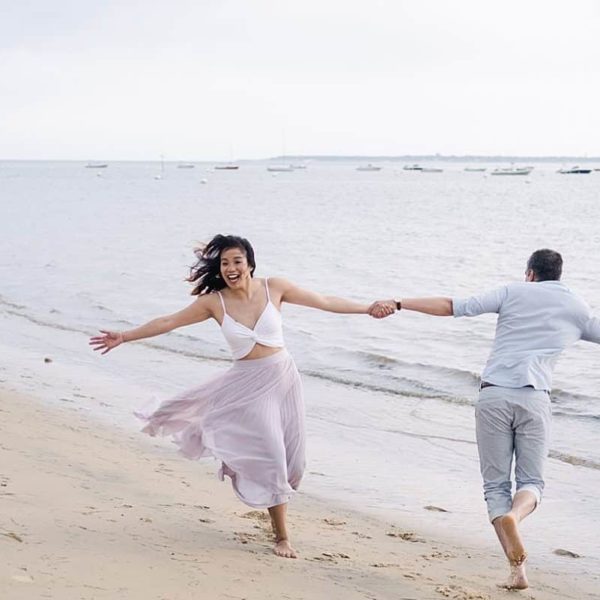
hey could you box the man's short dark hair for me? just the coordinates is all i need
[527,249,563,281]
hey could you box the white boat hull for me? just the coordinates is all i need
[491,168,533,176]
[356,165,382,171]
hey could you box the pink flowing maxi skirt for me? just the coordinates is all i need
[136,350,306,509]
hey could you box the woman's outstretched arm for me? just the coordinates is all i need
[369,297,453,317]
[271,277,392,315]
[89,295,215,354]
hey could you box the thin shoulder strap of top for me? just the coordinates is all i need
[216,291,227,314]
[264,278,271,302]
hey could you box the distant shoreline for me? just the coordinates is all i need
[2,155,600,163]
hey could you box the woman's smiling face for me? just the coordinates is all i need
[220,246,252,288]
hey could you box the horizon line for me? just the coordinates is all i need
[2,154,600,162]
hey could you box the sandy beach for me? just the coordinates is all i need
[1,379,597,600]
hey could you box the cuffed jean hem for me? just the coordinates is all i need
[488,508,510,524]
[487,500,513,523]
[515,484,542,507]
[486,485,542,523]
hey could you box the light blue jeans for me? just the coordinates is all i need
[475,386,552,522]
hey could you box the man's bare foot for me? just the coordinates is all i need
[502,561,529,590]
[497,513,527,565]
[273,538,297,559]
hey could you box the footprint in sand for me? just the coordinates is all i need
[234,531,261,545]
[239,511,273,536]
[386,531,426,543]
[422,551,456,561]
[351,531,372,539]
[323,518,347,527]
[310,554,337,563]
[240,510,270,523]
[436,584,489,600]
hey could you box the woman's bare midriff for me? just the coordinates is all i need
[239,344,285,361]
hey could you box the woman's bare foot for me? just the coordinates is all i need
[497,513,527,565]
[273,538,297,558]
[502,560,529,590]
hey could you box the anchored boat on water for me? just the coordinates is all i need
[356,164,382,171]
[491,166,533,176]
[267,165,294,172]
[557,166,592,174]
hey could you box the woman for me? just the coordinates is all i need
[89,234,391,558]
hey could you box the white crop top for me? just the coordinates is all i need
[217,278,285,360]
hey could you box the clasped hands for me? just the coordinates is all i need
[368,299,397,319]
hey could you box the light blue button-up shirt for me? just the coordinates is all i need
[453,281,600,391]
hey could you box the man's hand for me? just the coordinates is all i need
[368,300,396,319]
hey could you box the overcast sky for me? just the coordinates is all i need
[1,0,599,160]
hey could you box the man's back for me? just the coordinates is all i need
[453,281,600,390]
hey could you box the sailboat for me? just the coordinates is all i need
[154,155,165,179]
[215,143,240,170]
[267,130,296,172]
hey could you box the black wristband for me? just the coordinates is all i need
[395,300,402,311]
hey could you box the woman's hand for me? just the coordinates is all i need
[89,330,124,355]
[368,300,396,319]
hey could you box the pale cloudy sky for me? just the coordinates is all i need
[1,0,599,160]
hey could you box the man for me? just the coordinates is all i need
[369,249,600,589]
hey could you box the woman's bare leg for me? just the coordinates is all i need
[268,503,297,558]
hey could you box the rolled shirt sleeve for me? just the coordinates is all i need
[582,316,600,343]
[452,286,509,318]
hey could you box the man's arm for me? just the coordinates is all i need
[582,316,600,344]
[402,297,453,316]
[369,286,508,319]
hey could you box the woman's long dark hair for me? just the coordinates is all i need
[187,234,256,295]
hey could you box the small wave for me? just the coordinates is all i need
[3,295,600,424]
[141,340,229,365]
[4,307,82,334]
[93,304,114,313]
[0,294,27,310]
[358,351,399,367]
[1,300,229,366]
[303,369,474,405]
[357,350,482,385]
[549,450,600,470]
